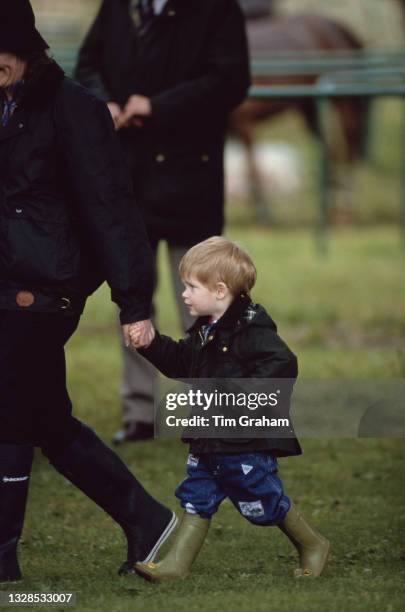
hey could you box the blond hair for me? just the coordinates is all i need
[179,237,257,295]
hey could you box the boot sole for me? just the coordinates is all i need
[141,511,178,564]
[135,565,189,582]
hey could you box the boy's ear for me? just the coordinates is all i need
[216,282,229,299]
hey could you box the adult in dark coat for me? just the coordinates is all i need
[75,0,251,442]
[0,0,176,583]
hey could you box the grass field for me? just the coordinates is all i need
[2,99,405,612]
[2,222,404,612]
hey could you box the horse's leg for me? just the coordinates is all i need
[328,98,368,223]
[228,107,273,224]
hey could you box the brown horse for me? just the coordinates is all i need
[228,14,367,222]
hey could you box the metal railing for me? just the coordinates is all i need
[251,50,405,75]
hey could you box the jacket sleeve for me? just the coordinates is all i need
[150,0,251,127]
[237,327,298,379]
[138,331,193,379]
[74,0,112,102]
[54,82,154,324]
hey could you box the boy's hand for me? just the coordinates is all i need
[123,320,155,349]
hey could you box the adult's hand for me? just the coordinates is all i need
[107,101,123,130]
[123,319,155,349]
[118,95,152,129]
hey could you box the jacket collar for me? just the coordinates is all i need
[187,293,255,334]
[215,293,254,329]
[0,61,64,144]
[18,60,64,111]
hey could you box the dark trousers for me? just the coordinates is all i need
[0,310,81,456]
[0,310,176,578]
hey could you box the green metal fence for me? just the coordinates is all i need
[251,50,405,75]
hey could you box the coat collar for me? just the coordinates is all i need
[18,60,65,111]
[0,61,64,143]
[187,292,279,336]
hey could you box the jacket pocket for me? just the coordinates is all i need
[2,203,80,284]
[143,150,222,212]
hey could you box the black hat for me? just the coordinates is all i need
[0,0,49,54]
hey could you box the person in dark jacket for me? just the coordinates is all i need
[0,0,177,583]
[75,0,251,443]
[131,237,330,581]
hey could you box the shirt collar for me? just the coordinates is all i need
[1,80,25,127]
[154,0,168,13]
[3,79,25,103]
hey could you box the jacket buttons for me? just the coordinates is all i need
[15,208,23,214]
[208,335,214,341]
[18,123,24,129]
[201,154,210,162]
[168,9,176,16]
[222,346,228,352]
[16,291,35,307]
[156,154,165,162]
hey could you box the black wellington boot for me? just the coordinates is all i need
[0,443,34,583]
[45,424,177,576]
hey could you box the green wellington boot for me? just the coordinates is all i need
[279,503,330,577]
[135,512,210,581]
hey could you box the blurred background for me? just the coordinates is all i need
[30,0,405,47]
[30,0,405,226]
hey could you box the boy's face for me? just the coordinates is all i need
[182,277,228,318]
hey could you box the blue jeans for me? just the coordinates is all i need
[176,453,290,525]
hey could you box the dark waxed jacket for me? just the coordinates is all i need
[140,293,302,456]
[0,60,154,323]
[75,0,251,245]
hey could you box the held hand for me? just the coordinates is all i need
[117,95,152,129]
[127,319,155,349]
[107,102,124,130]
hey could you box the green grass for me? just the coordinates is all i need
[2,225,404,612]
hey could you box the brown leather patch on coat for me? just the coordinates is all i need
[16,291,35,307]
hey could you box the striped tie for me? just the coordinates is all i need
[130,0,154,30]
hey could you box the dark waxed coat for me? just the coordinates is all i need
[140,293,302,457]
[0,60,154,323]
[75,0,251,245]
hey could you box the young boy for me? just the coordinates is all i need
[131,237,329,581]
